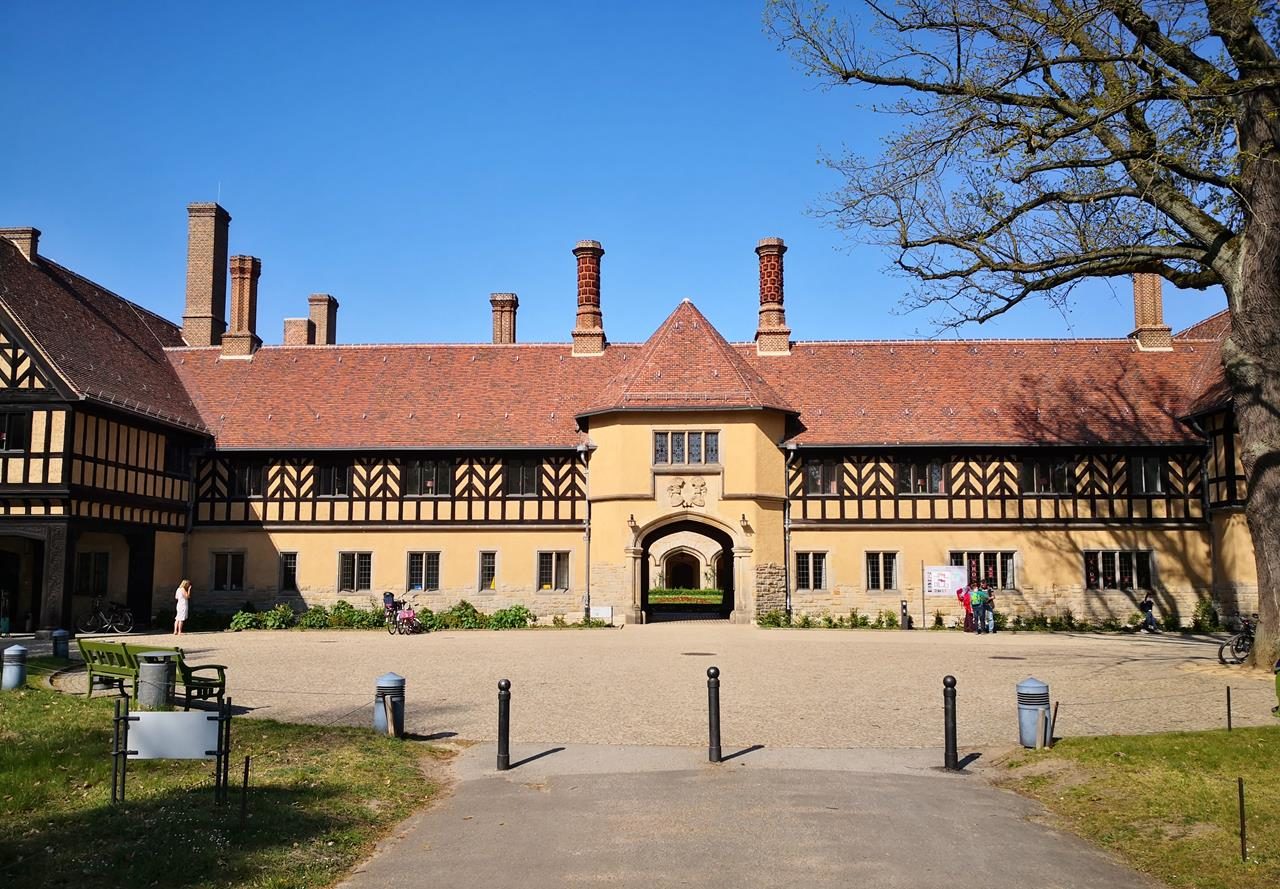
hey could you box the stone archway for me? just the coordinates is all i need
[664,551,700,589]
[638,518,735,621]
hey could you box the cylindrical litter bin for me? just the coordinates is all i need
[1017,677,1051,748]
[374,672,405,738]
[137,652,177,710]
[2,644,28,690]
[51,628,70,659]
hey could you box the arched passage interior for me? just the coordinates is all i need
[639,518,734,620]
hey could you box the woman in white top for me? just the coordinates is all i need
[174,579,191,635]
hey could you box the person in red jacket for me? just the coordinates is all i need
[956,586,973,632]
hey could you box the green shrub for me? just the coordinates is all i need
[260,604,295,630]
[1161,610,1182,632]
[552,614,568,628]
[575,617,611,628]
[993,610,1009,632]
[428,600,490,630]
[297,605,330,629]
[229,610,262,631]
[1099,616,1124,632]
[794,612,815,628]
[1192,599,1219,633]
[932,610,946,630]
[757,609,790,628]
[882,609,899,629]
[490,604,536,630]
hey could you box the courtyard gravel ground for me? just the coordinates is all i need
[56,624,1277,748]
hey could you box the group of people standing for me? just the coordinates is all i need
[956,582,997,633]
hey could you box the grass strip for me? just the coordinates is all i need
[998,726,1279,889]
[0,671,445,889]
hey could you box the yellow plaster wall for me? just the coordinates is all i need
[70,531,132,621]
[1212,509,1259,615]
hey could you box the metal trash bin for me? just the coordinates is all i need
[51,628,70,659]
[137,651,177,710]
[374,672,405,738]
[1017,677,1051,748]
[2,644,28,690]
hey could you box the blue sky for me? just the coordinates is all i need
[2,1,1224,345]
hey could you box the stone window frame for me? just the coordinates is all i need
[279,552,298,592]
[653,430,722,468]
[949,550,1019,590]
[212,550,246,592]
[794,551,829,591]
[864,551,899,591]
[478,550,498,593]
[1083,549,1154,591]
[406,551,441,592]
[535,550,571,593]
[338,551,372,592]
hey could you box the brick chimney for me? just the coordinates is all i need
[490,292,518,344]
[283,317,315,345]
[308,293,338,345]
[221,255,262,357]
[1130,273,1173,350]
[0,227,40,263]
[183,202,231,347]
[755,237,791,356]
[571,240,606,356]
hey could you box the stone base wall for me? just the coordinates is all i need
[754,563,786,613]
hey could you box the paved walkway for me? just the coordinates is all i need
[338,744,1163,889]
[54,624,1277,747]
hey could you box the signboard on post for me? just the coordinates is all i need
[925,566,969,598]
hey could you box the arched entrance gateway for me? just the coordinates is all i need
[638,518,736,621]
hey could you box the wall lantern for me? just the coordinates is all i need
[740,513,750,530]
[627,514,638,530]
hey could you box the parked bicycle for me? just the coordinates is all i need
[1218,613,1256,665]
[382,592,424,635]
[77,597,134,634]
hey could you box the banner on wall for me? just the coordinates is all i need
[924,565,969,598]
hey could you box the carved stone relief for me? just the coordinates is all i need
[665,477,707,508]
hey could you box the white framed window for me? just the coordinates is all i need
[1129,456,1164,494]
[795,552,827,590]
[865,552,898,590]
[407,552,441,591]
[279,552,298,592]
[653,431,720,466]
[1084,550,1153,590]
[478,551,497,591]
[213,552,245,592]
[949,551,1018,589]
[339,552,372,592]
[537,551,570,591]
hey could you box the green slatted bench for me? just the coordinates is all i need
[77,638,136,698]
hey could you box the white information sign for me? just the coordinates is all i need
[589,605,614,624]
[924,565,969,599]
[129,711,220,760]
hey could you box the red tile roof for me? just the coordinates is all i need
[579,300,794,417]
[0,238,205,431]
[1175,309,1231,341]
[743,339,1210,446]
[1176,311,1233,418]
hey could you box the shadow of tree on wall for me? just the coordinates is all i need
[999,359,1225,628]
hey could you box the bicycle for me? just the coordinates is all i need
[77,597,134,634]
[1218,613,1256,665]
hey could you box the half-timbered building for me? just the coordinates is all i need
[0,205,1257,629]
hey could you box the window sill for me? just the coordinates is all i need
[653,463,722,474]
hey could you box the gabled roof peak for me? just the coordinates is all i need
[579,300,794,417]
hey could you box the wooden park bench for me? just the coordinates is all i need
[78,638,135,698]
[76,638,227,710]
[124,644,227,711]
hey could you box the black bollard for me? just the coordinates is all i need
[496,679,511,771]
[707,666,722,763]
[943,675,958,770]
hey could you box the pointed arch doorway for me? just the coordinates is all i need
[639,518,734,621]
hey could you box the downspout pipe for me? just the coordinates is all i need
[783,442,796,618]
[578,442,592,622]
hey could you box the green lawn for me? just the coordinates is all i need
[647,588,724,605]
[999,726,1280,889]
[0,660,446,889]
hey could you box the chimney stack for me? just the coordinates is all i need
[0,227,40,263]
[490,292,518,344]
[183,202,231,347]
[308,293,339,345]
[1130,273,1172,350]
[755,237,791,356]
[571,240,606,356]
[221,255,262,357]
[283,317,315,345]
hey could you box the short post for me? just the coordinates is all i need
[1,644,27,690]
[373,672,406,738]
[1226,686,1232,731]
[943,675,958,770]
[240,755,251,828]
[1238,777,1247,862]
[707,666,722,763]
[900,599,910,630]
[496,679,511,771]
[50,628,70,659]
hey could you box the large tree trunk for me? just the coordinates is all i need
[1222,80,1280,669]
